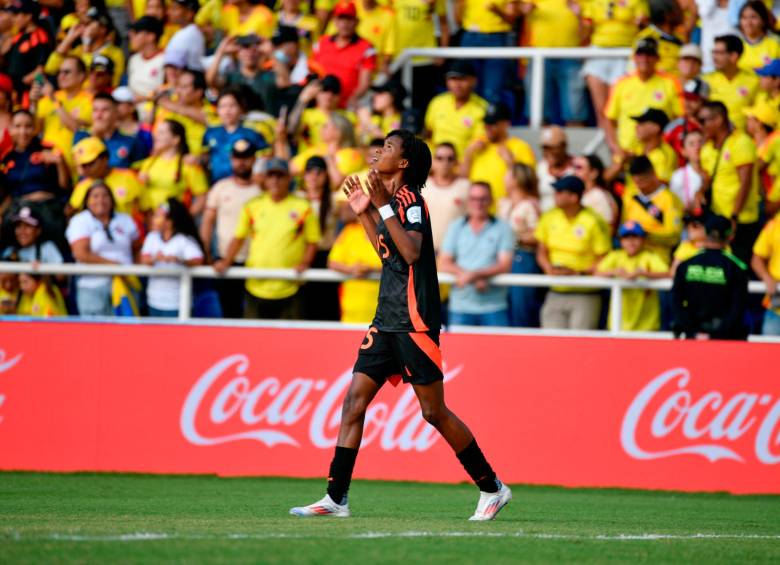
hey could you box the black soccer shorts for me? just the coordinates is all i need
[353,326,444,386]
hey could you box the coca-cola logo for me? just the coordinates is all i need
[180,354,463,452]
[621,368,780,465]
[0,349,23,425]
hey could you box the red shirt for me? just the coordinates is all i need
[310,34,376,107]
[663,117,702,166]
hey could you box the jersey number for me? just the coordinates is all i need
[376,234,390,259]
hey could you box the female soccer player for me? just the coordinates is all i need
[290,129,511,521]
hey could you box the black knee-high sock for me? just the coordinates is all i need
[326,446,358,504]
[457,439,499,493]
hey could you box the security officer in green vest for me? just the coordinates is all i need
[672,214,750,340]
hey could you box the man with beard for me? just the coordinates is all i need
[200,138,262,317]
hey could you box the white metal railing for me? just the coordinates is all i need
[388,46,633,129]
[0,261,772,337]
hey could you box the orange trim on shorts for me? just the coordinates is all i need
[408,332,443,371]
[407,265,429,332]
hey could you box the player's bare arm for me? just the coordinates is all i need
[343,175,382,258]
[365,169,423,265]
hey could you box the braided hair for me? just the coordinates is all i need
[386,129,432,192]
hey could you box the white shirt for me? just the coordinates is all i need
[582,187,616,227]
[696,0,736,73]
[66,211,139,288]
[670,164,703,211]
[424,176,471,252]
[2,241,63,263]
[205,178,262,262]
[128,51,165,99]
[166,24,206,71]
[140,231,204,311]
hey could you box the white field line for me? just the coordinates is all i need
[4,532,780,542]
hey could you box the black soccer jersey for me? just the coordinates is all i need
[371,185,441,332]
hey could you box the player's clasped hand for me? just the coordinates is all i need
[343,175,371,215]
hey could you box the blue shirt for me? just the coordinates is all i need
[73,129,148,169]
[442,216,515,314]
[202,125,268,182]
[0,139,60,199]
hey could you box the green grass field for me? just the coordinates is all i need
[2,473,779,564]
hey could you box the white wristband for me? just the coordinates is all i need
[379,204,395,221]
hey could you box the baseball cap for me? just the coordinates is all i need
[743,100,779,128]
[679,43,703,61]
[332,0,357,18]
[112,86,134,104]
[236,33,261,47]
[305,156,327,171]
[756,59,780,77]
[551,175,585,196]
[683,208,706,225]
[618,221,647,238]
[320,74,342,94]
[231,138,257,158]
[634,37,659,56]
[683,77,710,100]
[446,60,477,79]
[90,54,115,74]
[632,107,669,129]
[265,157,289,174]
[10,206,41,227]
[484,102,511,124]
[272,25,299,46]
[704,213,732,240]
[163,49,187,68]
[172,0,200,11]
[129,15,163,37]
[73,137,108,166]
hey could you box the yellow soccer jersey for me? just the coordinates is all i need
[424,92,488,158]
[137,154,209,211]
[298,108,357,154]
[621,185,683,261]
[468,137,536,202]
[597,249,668,331]
[700,131,761,223]
[605,72,683,150]
[220,4,276,38]
[534,206,613,288]
[290,146,366,178]
[154,103,218,157]
[328,222,383,323]
[740,35,780,73]
[624,139,678,184]
[17,283,66,318]
[753,216,780,281]
[390,0,446,62]
[45,44,125,87]
[525,0,580,47]
[69,168,144,214]
[235,193,321,300]
[35,90,93,166]
[462,0,513,33]
[583,0,649,47]
[357,5,396,57]
[703,70,759,130]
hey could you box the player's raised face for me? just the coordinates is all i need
[374,134,405,175]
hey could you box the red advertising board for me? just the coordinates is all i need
[0,321,778,493]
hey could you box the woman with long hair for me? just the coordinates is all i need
[573,154,618,231]
[0,110,70,253]
[66,182,141,316]
[738,1,780,72]
[138,118,209,216]
[140,197,205,317]
[499,162,543,327]
[299,155,340,321]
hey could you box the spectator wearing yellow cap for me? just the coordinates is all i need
[68,136,144,216]
[596,221,670,331]
[744,98,778,154]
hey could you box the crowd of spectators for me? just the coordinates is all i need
[0,0,780,338]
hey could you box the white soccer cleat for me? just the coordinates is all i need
[289,494,350,518]
[468,483,512,521]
